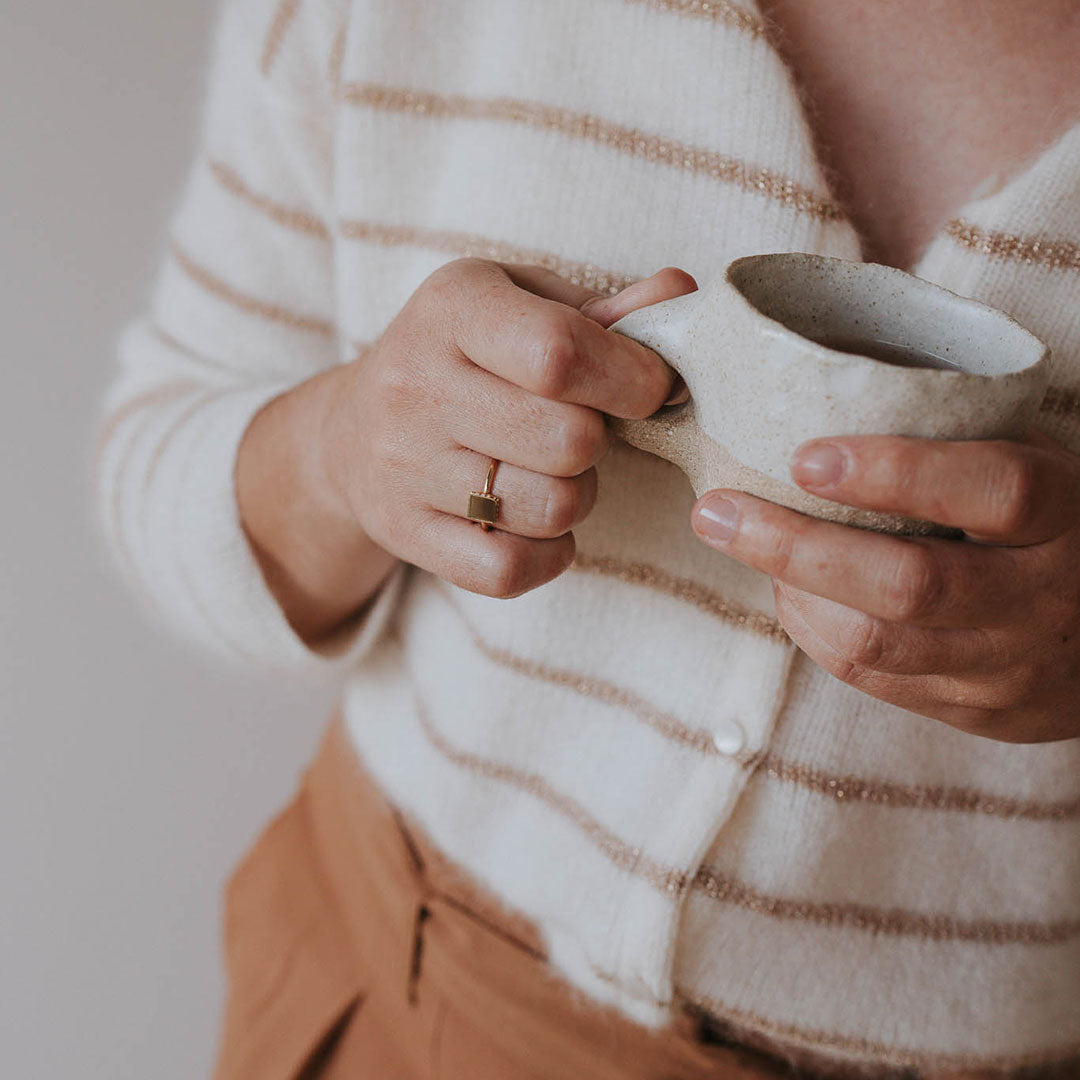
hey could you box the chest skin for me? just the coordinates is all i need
[757,0,1080,272]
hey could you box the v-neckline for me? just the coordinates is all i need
[905,119,1080,277]
[743,0,1080,277]
[905,121,1080,276]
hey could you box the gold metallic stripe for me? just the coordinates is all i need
[439,578,1080,823]
[208,160,331,239]
[680,988,1080,1073]
[597,968,1080,1076]
[339,217,635,296]
[95,381,267,666]
[407,615,1080,946]
[435,584,752,763]
[198,162,1080,430]
[260,0,301,76]
[94,381,204,475]
[409,676,688,897]
[1041,386,1080,418]
[152,324,208,360]
[339,82,844,222]
[412,640,1080,945]
[627,0,767,37]
[140,394,216,510]
[753,752,1080,822]
[945,218,1080,272]
[571,551,787,642]
[207,153,633,294]
[150,323,262,379]
[169,241,335,337]
[693,865,1080,944]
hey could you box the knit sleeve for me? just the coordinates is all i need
[93,0,407,672]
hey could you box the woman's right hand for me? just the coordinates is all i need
[321,258,698,600]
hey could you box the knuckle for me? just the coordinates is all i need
[416,258,499,320]
[370,407,415,468]
[829,656,876,690]
[623,354,675,419]
[485,547,532,600]
[554,410,607,475]
[889,441,923,488]
[840,615,888,669]
[425,256,488,290]
[883,547,944,622]
[529,313,582,400]
[757,516,798,579]
[373,355,419,413]
[540,477,585,536]
[416,260,462,305]
[368,426,399,473]
[991,452,1040,536]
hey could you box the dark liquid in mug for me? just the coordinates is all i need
[815,334,962,371]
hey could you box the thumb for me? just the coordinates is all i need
[582,267,697,406]
[579,266,698,328]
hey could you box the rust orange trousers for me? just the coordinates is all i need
[210,710,1008,1080]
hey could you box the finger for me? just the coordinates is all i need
[501,264,699,330]
[773,583,1033,735]
[439,259,676,419]
[582,267,697,406]
[423,445,598,540]
[407,508,577,599]
[691,489,1032,628]
[789,435,1080,545]
[772,582,1003,677]
[444,360,610,477]
[579,267,699,329]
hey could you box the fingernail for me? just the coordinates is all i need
[791,443,848,488]
[663,376,689,406]
[693,495,738,543]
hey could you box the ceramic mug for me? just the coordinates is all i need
[608,252,1052,534]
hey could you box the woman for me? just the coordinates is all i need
[96,0,1080,1075]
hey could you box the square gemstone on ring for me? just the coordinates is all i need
[467,491,500,524]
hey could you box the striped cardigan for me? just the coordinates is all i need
[95,0,1080,1072]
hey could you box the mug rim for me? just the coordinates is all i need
[725,251,1050,379]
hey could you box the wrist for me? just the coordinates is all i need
[237,366,397,645]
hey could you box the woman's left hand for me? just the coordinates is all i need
[690,433,1080,743]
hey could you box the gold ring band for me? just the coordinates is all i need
[466,459,501,531]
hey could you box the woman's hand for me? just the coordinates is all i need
[325,259,696,594]
[689,432,1080,743]
[238,258,697,643]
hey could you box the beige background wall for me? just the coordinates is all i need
[1,4,337,1076]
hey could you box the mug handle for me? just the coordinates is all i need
[606,295,706,492]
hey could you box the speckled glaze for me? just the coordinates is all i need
[609,253,1052,534]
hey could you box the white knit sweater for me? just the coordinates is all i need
[96,0,1080,1072]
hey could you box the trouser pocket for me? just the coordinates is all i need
[211,787,364,1080]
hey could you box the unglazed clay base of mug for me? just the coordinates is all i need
[610,406,958,536]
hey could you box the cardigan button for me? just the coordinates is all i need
[711,718,746,756]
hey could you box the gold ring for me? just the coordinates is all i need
[466,459,501,531]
